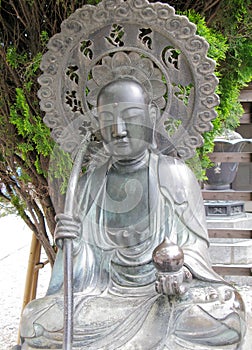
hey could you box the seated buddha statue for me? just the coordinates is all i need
[20,78,246,350]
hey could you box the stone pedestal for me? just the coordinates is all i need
[204,200,245,218]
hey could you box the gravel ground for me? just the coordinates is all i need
[0,214,251,349]
[0,215,50,350]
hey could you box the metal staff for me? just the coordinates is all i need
[62,136,90,350]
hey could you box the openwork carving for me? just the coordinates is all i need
[86,51,166,109]
[38,0,219,159]
[105,24,125,47]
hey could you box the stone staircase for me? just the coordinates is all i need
[207,213,252,284]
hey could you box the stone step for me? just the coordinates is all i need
[207,213,252,278]
[207,212,252,229]
[208,228,252,239]
[209,238,252,265]
[213,265,252,283]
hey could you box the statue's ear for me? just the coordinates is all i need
[149,103,158,124]
[92,107,100,127]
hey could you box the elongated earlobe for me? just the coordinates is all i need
[149,104,158,151]
[149,104,158,124]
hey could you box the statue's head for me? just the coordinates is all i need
[97,78,156,160]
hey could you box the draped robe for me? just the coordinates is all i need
[20,152,246,350]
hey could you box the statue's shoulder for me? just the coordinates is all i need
[158,154,187,169]
[77,160,110,208]
[79,160,109,186]
[156,153,201,204]
[157,153,196,184]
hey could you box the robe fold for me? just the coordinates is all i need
[20,153,246,350]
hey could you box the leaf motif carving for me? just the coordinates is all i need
[38,0,219,160]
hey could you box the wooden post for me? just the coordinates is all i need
[17,233,41,344]
[30,237,42,301]
[21,233,41,308]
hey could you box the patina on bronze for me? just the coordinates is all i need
[20,1,246,349]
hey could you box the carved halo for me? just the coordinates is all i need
[38,0,219,160]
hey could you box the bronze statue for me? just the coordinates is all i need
[20,1,246,349]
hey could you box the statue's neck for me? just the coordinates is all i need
[111,151,149,173]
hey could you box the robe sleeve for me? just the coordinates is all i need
[158,154,224,283]
[46,167,110,295]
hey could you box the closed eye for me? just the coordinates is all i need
[122,108,145,120]
[99,112,114,124]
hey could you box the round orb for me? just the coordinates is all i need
[152,237,184,272]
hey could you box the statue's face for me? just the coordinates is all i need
[97,80,153,160]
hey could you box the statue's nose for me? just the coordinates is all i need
[112,121,127,138]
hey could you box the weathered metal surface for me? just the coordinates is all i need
[21,81,246,349]
[38,0,219,160]
[20,1,247,350]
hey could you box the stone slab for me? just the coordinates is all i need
[209,239,252,265]
[207,213,252,229]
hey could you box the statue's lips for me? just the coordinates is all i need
[113,140,130,147]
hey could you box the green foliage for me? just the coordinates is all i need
[10,195,26,220]
[9,88,53,171]
[6,46,28,69]
[182,5,252,179]
[183,10,228,65]
[186,128,216,180]
[40,31,49,48]
[180,11,227,178]
[48,145,73,195]
[24,52,42,91]
[210,0,252,131]
[86,0,100,4]
[18,168,32,183]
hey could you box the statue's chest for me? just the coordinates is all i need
[104,167,149,240]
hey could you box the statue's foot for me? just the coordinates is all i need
[175,306,241,346]
[171,284,246,349]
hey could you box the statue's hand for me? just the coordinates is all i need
[155,266,192,296]
[54,213,81,253]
